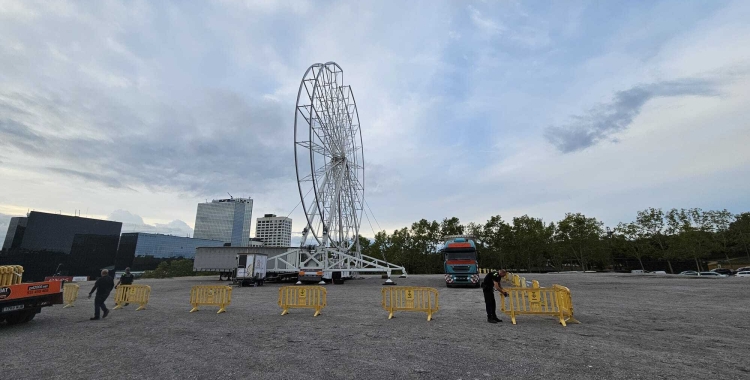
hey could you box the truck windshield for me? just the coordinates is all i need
[446,252,477,260]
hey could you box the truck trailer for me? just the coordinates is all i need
[193,246,275,285]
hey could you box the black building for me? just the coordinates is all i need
[1,216,27,251]
[0,211,122,281]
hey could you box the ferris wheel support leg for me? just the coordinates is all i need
[383,270,396,286]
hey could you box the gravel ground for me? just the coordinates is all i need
[2,273,749,379]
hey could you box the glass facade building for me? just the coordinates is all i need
[115,233,224,271]
[193,198,253,247]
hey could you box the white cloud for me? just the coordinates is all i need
[0,0,748,239]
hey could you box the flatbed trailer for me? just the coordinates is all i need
[1,280,64,325]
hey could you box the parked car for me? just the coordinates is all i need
[711,268,734,276]
[679,271,699,276]
[735,271,750,278]
[735,267,750,273]
[698,271,727,277]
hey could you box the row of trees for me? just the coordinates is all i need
[358,208,750,274]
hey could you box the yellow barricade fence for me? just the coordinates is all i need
[63,283,80,308]
[190,285,232,314]
[381,286,439,321]
[113,284,151,311]
[278,286,327,317]
[500,280,580,327]
[0,265,24,286]
[553,284,577,325]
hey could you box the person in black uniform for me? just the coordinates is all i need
[88,269,115,320]
[482,269,508,323]
[116,267,135,306]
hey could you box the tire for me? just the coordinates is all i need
[23,310,38,322]
[4,312,27,325]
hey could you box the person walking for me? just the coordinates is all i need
[482,269,508,323]
[116,267,135,306]
[88,269,114,320]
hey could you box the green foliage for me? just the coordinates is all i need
[141,259,196,279]
[362,207,748,274]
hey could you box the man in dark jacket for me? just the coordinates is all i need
[116,267,135,306]
[482,270,508,323]
[88,269,114,320]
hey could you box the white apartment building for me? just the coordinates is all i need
[255,214,292,247]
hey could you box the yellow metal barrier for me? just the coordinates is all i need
[63,283,80,308]
[113,284,151,311]
[0,265,23,286]
[500,280,580,327]
[278,286,327,317]
[381,286,439,321]
[553,284,578,325]
[190,285,232,314]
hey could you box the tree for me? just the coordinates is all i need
[637,208,674,273]
[479,215,510,269]
[616,222,651,271]
[730,213,750,261]
[440,217,464,237]
[555,213,604,271]
[707,209,735,264]
[508,215,551,271]
[667,208,714,271]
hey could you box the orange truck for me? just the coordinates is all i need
[1,266,64,325]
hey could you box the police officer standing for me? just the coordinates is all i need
[481,269,508,323]
[116,267,135,306]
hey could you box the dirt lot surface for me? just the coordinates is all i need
[2,273,749,379]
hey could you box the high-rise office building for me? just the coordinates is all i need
[193,198,253,246]
[254,214,292,247]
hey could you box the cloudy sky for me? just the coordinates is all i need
[1,0,749,243]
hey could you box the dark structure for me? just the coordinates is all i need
[2,216,27,251]
[0,212,122,281]
[19,212,121,254]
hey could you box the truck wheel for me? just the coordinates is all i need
[5,312,27,325]
[23,310,38,322]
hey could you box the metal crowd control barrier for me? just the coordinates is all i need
[278,286,327,317]
[500,280,580,327]
[0,265,23,286]
[113,284,151,311]
[381,286,439,321]
[190,285,232,314]
[63,283,80,308]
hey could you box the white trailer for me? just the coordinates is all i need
[235,253,267,287]
[194,247,239,280]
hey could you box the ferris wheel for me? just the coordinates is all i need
[294,62,364,252]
